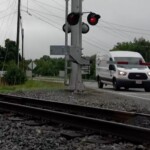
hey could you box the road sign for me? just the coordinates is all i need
[81,65,90,74]
[50,45,70,55]
[50,45,89,65]
[28,61,36,70]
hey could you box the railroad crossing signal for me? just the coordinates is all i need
[63,22,89,34]
[64,12,100,34]
[62,24,71,33]
[87,13,101,25]
[66,12,100,26]
[67,12,80,25]
[82,22,89,34]
[63,0,101,92]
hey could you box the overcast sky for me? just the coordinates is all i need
[0,0,150,60]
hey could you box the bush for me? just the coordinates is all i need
[4,65,27,85]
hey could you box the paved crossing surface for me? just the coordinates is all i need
[84,81,150,101]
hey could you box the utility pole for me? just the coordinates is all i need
[69,0,85,92]
[16,0,21,67]
[21,28,24,70]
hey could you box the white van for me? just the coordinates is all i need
[96,51,150,91]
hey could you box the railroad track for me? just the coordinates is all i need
[0,93,150,143]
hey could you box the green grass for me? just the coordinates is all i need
[0,80,65,93]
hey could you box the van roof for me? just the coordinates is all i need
[110,51,142,58]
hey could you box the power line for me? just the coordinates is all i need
[31,0,64,12]
[0,0,16,13]
[83,38,108,52]
[0,11,17,20]
[0,0,9,5]
[83,36,112,50]
[0,0,17,44]
[25,0,64,22]
[101,22,134,39]
[97,26,128,41]
[101,19,150,33]
[52,0,66,8]
[99,25,150,36]
[27,9,62,27]
[22,6,64,20]
[6,2,17,41]
[0,0,17,69]
[25,12,61,31]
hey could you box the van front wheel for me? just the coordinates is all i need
[144,87,150,92]
[98,79,103,88]
[113,79,120,91]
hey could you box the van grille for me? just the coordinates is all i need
[128,73,147,80]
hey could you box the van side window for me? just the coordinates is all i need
[99,55,109,67]
[109,58,116,71]
[109,58,113,61]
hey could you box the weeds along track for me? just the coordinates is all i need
[0,93,150,143]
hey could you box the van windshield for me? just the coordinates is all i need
[114,57,147,69]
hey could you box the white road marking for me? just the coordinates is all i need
[105,90,150,101]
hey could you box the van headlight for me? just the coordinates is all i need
[147,72,150,76]
[118,70,127,76]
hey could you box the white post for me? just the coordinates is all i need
[64,0,69,85]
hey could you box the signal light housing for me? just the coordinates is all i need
[62,24,71,33]
[67,12,80,25]
[82,22,89,34]
[62,22,89,34]
[87,13,100,25]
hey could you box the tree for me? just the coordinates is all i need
[33,56,65,76]
[5,39,19,63]
[0,39,22,71]
[0,46,5,69]
[111,37,150,62]
[4,63,27,85]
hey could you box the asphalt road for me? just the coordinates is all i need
[34,77,150,101]
[84,81,150,101]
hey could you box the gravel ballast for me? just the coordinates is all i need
[0,89,150,150]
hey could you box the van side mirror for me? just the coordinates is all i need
[109,64,115,71]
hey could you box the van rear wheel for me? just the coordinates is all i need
[98,79,103,88]
[113,79,120,91]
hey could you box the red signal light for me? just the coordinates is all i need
[67,12,80,25]
[87,13,100,25]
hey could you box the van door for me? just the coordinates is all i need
[108,58,115,82]
[99,55,110,81]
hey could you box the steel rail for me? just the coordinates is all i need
[0,94,150,123]
[0,100,150,143]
